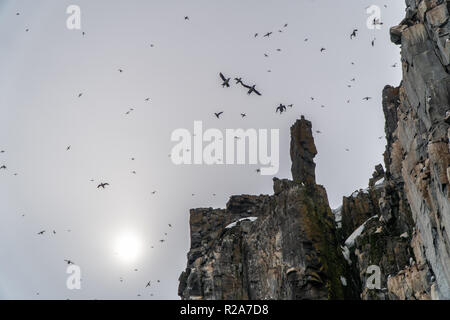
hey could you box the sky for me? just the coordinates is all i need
[0,0,405,299]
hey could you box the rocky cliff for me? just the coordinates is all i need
[178,0,450,300]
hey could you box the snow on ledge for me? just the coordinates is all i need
[225,217,258,229]
[344,215,378,248]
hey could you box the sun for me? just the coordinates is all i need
[114,232,143,263]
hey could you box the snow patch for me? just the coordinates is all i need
[341,245,352,265]
[225,217,258,229]
[344,215,378,248]
[340,276,347,286]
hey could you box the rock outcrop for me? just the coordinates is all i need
[178,118,359,300]
[178,0,449,300]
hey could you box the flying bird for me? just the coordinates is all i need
[243,84,262,96]
[97,183,109,189]
[214,112,224,119]
[219,73,231,88]
[234,77,244,85]
[350,29,358,39]
[37,231,45,235]
[241,113,247,118]
[320,48,326,52]
[363,97,372,101]
[276,104,287,114]
[64,260,74,265]
[0,165,6,170]
[263,32,273,38]
[146,281,151,288]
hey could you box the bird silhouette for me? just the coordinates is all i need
[64,260,74,265]
[276,104,287,114]
[234,77,244,85]
[219,73,231,88]
[241,113,247,118]
[242,84,262,96]
[214,112,224,119]
[263,32,273,38]
[146,281,151,288]
[37,231,45,235]
[363,97,372,101]
[97,183,109,189]
[0,165,6,170]
[350,29,358,39]
[320,48,326,52]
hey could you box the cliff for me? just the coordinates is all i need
[178,0,450,300]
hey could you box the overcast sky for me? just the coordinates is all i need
[0,0,405,299]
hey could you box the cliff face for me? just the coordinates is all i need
[178,0,449,300]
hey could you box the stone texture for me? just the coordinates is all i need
[290,116,317,185]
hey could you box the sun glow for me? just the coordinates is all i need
[114,232,143,263]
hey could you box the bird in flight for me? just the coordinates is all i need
[214,112,224,119]
[0,165,6,170]
[64,260,74,265]
[320,48,326,53]
[37,231,45,235]
[151,191,157,195]
[168,224,172,228]
[184,16,189,20]
[78,93,83,98]
[350,29,358,39]
[66,146,71,151]
[145,98,150,102]
[263,32,272,38]
[363,97,372,101]
[371,38,376,47]
[254,33,258,38]
[97,183,109,189]
[234,77,244,85]
[243,84,262,96]
[118,69,124,73]
[276,104,287,114]
[219,73,231,88]
[241,113,247,118]
[146,281,151,288]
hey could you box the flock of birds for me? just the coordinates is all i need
[1,4,398,299]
